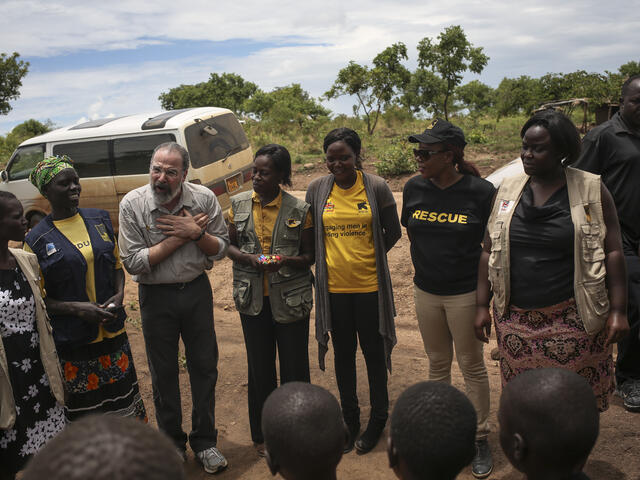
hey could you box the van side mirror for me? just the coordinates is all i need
[1,170,7,182]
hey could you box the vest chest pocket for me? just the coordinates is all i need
[580,224,605,263]
[233,279,252,310]
[234,212,257,254]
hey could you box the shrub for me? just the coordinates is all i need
[372,138,417,177]
[467,130,488,144]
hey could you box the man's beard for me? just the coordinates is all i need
[151,180,182,206]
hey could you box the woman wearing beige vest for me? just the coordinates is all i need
[227,144,314,456]
[0,192,65,479]
[475,110,629,411]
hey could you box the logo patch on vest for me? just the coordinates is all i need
[286,218,301,228]
[94,223,111,243]
[499,200,514,213]
[46,243,57,256]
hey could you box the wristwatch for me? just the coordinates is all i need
[193,227,206,241]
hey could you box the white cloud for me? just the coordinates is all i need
[1,0,638,134]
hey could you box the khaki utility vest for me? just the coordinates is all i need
[231,191,313,323]
[1,249,65,429]
[487,167,609,334]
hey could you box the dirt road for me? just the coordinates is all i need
[122,190,640,480]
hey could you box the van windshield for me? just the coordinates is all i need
[185,113,250,169]
[7,144,45,180]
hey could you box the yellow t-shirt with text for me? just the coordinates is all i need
[25,213,124,343]
[323,170,377,293]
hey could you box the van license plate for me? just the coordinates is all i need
[225,174,241,194]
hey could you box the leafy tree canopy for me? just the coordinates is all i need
[244,83,330,127]
[414,25,489,120]
[0,52,29,115]
[455,80,495,114]
[159,72,259,115]
[325,43,410,134]
[1,119,52,164]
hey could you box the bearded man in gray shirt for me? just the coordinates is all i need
[118,142,229,474]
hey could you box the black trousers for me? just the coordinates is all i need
[240,299,310,444]
[139,274,219,453]
[329,291,388,427]
[617,254,640,385]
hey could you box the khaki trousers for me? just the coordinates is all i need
[414,286,490,438]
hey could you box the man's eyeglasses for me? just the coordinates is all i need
[413,149,448,162]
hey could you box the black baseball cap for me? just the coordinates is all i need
[408,119,467,148]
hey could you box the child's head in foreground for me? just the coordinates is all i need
[498,368,599,479]
[388,381,477,480]
[21,415,184,480]
[262,382,348,480]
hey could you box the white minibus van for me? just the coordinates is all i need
[0,107,254,230]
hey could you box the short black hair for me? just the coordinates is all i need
[391,382,477,480]
[21,415,185,480]
[499,368,599,475]
[254,144,293,187]
[262,382,345,480]
[621,74,640,98]
[520,109,582,165]
[0,191,18,217]
[323,127,363,168]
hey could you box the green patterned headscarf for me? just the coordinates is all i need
[29,155,75,195]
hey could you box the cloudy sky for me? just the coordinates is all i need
[1,0,638,135]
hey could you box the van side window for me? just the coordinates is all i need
[114,134,176,175]
[53,141,111,178]
[185,113,250,169]
[7,144,45,180]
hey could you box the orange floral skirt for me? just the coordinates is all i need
[57,332,147,421]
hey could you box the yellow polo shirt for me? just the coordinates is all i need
[322,170,378,293]
[229,190,312,295]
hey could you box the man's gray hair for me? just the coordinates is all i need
[151,142,190,172]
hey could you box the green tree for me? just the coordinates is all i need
[494,76,542,119]
[159,72,259,115]
[325,43,410,134]
[0,52,29,115]
[402,68,447,117]
[244,83,329,127]
[415,25,489,120]
[618,60,640,78]
[455,80,495,114]
[0,119,52,164]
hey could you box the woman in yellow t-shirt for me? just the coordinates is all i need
[24,156,146,423]
[306,128,401,454]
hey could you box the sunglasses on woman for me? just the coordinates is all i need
[413,148,448,161]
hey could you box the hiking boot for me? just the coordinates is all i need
[472,438,493,478]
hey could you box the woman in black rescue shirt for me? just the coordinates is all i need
[401,119,495,479]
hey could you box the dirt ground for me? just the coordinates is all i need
[121,168,640,479]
